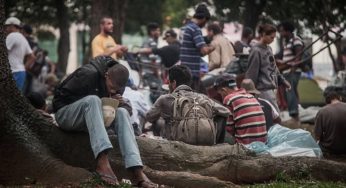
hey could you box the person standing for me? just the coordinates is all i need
[315,87,346,155]
[276,21,304,121]
[234,27,253,54]
[138,29,180,82]
[91,16,127,60]
[142,22,161,49]
[5,17,36,92]
[245,24,291,112]
[179,4,215,93]
[206,23,235,71]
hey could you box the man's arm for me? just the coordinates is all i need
[200,45,216,56]
[314,110,324,142]
[91,38,127,58]
[207,96,230,117]
[208,40,220,71]
[145,96,164,123]
[245,50,261,84]
[24,53,36,71]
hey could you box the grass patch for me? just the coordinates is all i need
[80,176,132,188]
[245,181,346,188]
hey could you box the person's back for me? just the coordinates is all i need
[224,89,267,144]
[152,41,180,68]
[207,24,235,71]
[214,74,267,145]
[146,65,229,143]
[315,102,346,154]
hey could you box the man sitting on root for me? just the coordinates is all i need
[52,56,157,187]
[146,65,230,145]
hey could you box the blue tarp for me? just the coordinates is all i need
[245,124,323,158]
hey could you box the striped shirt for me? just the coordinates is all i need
[282,36,304,74]
[179,21,206,77]
[223,89,267,144]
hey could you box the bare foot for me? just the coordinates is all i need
[130,166,158,188]
[96,152,119,186]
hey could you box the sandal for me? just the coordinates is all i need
[93,171,120,186]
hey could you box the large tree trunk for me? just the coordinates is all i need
[0,0,89,185]
[109,0,128,44]
[55,0,70,75]
[243,0,267,31]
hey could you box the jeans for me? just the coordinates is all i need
[55,95,143,168]
[110,107,143,168]
[283,72,301,117]
[259,89,279,113]
[13,71,26,92]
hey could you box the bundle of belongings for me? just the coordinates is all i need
[245,124,322,158]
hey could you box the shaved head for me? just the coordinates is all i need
[107,64,129,88]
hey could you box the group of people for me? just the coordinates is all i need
[6,3,346,187]
[5,16,59,115]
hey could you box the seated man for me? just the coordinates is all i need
[214,74,267,145]
[26,92,58,126]
[241,79,281,130]
[315,86,346,155]
[52,56,156,187]
[145,65,230,144]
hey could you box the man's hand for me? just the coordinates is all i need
[137,48,152,54]
[284,80,292,90]
[111,94,125,104]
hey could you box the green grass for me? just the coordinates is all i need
[80,176,132,188]
[245,181,346,188]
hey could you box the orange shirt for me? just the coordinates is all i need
[91,34,117,59]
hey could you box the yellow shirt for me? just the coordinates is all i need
[91,34,117,59]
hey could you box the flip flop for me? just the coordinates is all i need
[93,171,120,186]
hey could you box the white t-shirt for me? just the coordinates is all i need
[6,32,33,73]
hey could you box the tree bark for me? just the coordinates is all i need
[243,0,267,31]
[109,0,128,44]
[0,0,90,185]
[55,0,70,75]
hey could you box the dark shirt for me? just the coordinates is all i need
[315,102,346,154]
[152,41,180,68]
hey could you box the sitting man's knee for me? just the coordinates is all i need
[84,95,101,104]
[117,107,130,116]
[80,95,101,109]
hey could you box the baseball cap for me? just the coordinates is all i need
[241,79,261,95]
[5,17,21,26]
[213,73,237,89]
[163,29,177,40]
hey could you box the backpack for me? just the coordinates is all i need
[171,91,216,145]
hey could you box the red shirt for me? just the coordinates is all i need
[223,89,267,144]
